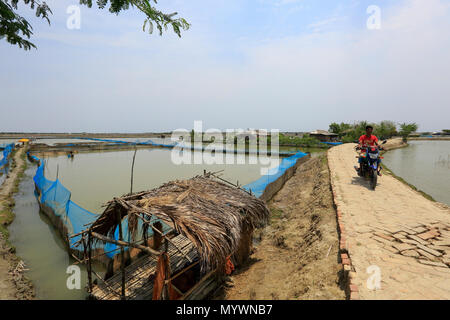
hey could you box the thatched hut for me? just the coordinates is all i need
[81,174,270,300]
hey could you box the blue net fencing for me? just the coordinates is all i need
[74,137,299,156]
[243,151,308,198]
[104,215,172,258]
[31,155,171,258]
[76,137,178,148]
[32,158,97,248]
[0,143,15,174]
[29,143,310,258]
[321,142,343,146]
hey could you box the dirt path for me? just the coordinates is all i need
[328,143,450,299]
[0,146,34,300]
[224,156,345,300]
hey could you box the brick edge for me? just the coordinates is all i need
[326,148,360,300]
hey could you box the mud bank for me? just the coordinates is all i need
[410,137,450,141]
[223,156,345,300]
[382,138,408,151]
[0,146,35,300]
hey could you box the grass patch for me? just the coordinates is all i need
[269,207,287,228]
[320,154,328,166]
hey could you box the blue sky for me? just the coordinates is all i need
[1,0,449,132]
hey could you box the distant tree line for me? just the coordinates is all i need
[188,130,323,148]
[276,133,322,147]
[329,121,419,143]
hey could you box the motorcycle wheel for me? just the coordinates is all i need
[371,169,378,190]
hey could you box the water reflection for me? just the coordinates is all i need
[383,141,450,205]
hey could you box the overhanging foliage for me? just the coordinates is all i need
[0,0,190,50]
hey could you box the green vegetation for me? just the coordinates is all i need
[276,133,322,147]
[270,207,285,221]
[398,123,419,142]
[329,120,417,143]
[1,0,190,50]
[189,131,324,148]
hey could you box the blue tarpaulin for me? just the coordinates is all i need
[0,143,14,174]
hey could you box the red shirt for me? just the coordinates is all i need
[359,134,378,147]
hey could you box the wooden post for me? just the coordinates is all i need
[152,221,163,250]
[117,211,126,300]
[142,213,148,246]
[90,232,160,256]
[162,239,169,300]
[130,147,137,194]
[86,232,93,293]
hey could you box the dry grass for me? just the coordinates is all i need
[92,175,270,271]
[224,156,345,300]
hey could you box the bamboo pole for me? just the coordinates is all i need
[90,232,161,256]
[130,147,137,194]
[70,253,123,299]
[179,269,217,300]
[87,230,93,293]
[131,211,192,263]
[73,235,166,265]
[81,234,92,293]
[162,240,169,300]
[117,211,126,300]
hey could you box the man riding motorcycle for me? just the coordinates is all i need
[356,125,384,176]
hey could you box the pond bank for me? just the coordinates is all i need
[0,146,35,300]
[223,155,345,300]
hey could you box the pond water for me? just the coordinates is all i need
[383,140,450,206]
[38,148,282,213]
[0,139,17,146]
[9,145,324,300]
[9,166,93,300]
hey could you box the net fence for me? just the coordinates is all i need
[29,145,312,258]
[0,143,15,174]
[31,155,170,258]
[243,151,308,198]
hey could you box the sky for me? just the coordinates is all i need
[1,0,449,132]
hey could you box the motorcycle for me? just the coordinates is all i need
[355,140,387,190]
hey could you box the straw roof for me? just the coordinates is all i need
[91,175,270,271]
[310,130,338,136]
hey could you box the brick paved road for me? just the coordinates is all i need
[328,143,450,299]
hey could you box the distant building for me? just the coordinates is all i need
[309,130,339,142]
[282,132,305,138]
